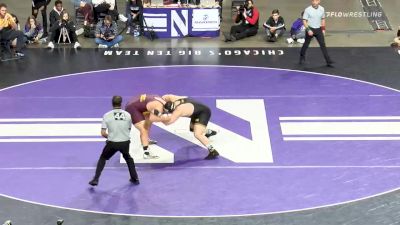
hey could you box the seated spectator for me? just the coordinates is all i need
[287,11,306,44]
[391,26,400,47]
[125,0,143,35]
[224,0,259,42]
[0,3,25,57]
[95,15,123,48]
[76,1,96,38]
[263,9,285,42]
[10,14,20,30]
[77,0,94,26]
[10,13,22,48]
[47,11,81,49]
[32,0,51,37]
[24,15,44,44]
[92,0,127,23]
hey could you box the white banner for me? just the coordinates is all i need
[192,8,220,31]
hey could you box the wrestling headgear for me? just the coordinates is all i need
[164,101,175,113]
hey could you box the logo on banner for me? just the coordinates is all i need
[192,9,219,31]
[171,10,189,37]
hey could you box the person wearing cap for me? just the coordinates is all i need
[89,96,139,186]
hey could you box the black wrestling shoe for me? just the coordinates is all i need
[204,150,219,160]
[205,130,217,138]
[130,178,140,185]
[88,178,99,186]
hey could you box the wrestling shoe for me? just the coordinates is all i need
[205,130,217,138]
[149,139,158,145]
[204,149,219,160]
[143,152,159,159]
[88,178,99,186]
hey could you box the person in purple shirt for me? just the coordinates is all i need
[24,15,44,44]
[287,11,306,44]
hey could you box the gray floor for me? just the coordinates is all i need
[3,0,400,48]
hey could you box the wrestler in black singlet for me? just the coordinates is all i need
[172,98,211,127]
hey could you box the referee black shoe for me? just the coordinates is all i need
[130,178,140,185]
[205,130,217,138]
[89,178,99,186]
[326,60,335,67]
[204,150,219,160]
[299,57,306,65]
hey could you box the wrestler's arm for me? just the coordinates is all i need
[163,109,181,125]
[148,111,169,123]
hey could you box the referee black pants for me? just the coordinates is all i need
[300,27,332,64]
[32,0,49,35]
[93,140,138,180]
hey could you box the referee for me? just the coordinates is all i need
[299,0,333,67]
[89,96,139,186]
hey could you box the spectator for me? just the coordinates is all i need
[10,14,22,48]
[95,15,123,48]
[47,11,81,49]
[391,26,400,47]
[77,0,94,26]
[0,3,25,57]
[125,0,143,35]
[263,9,285,42]
[92,0,128,23]
[32,0,51,37]
[287,11,306,44]
[24,15,44,44]
[49,0,64,29]
[224,0,259,42]
[10,14,20,30]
